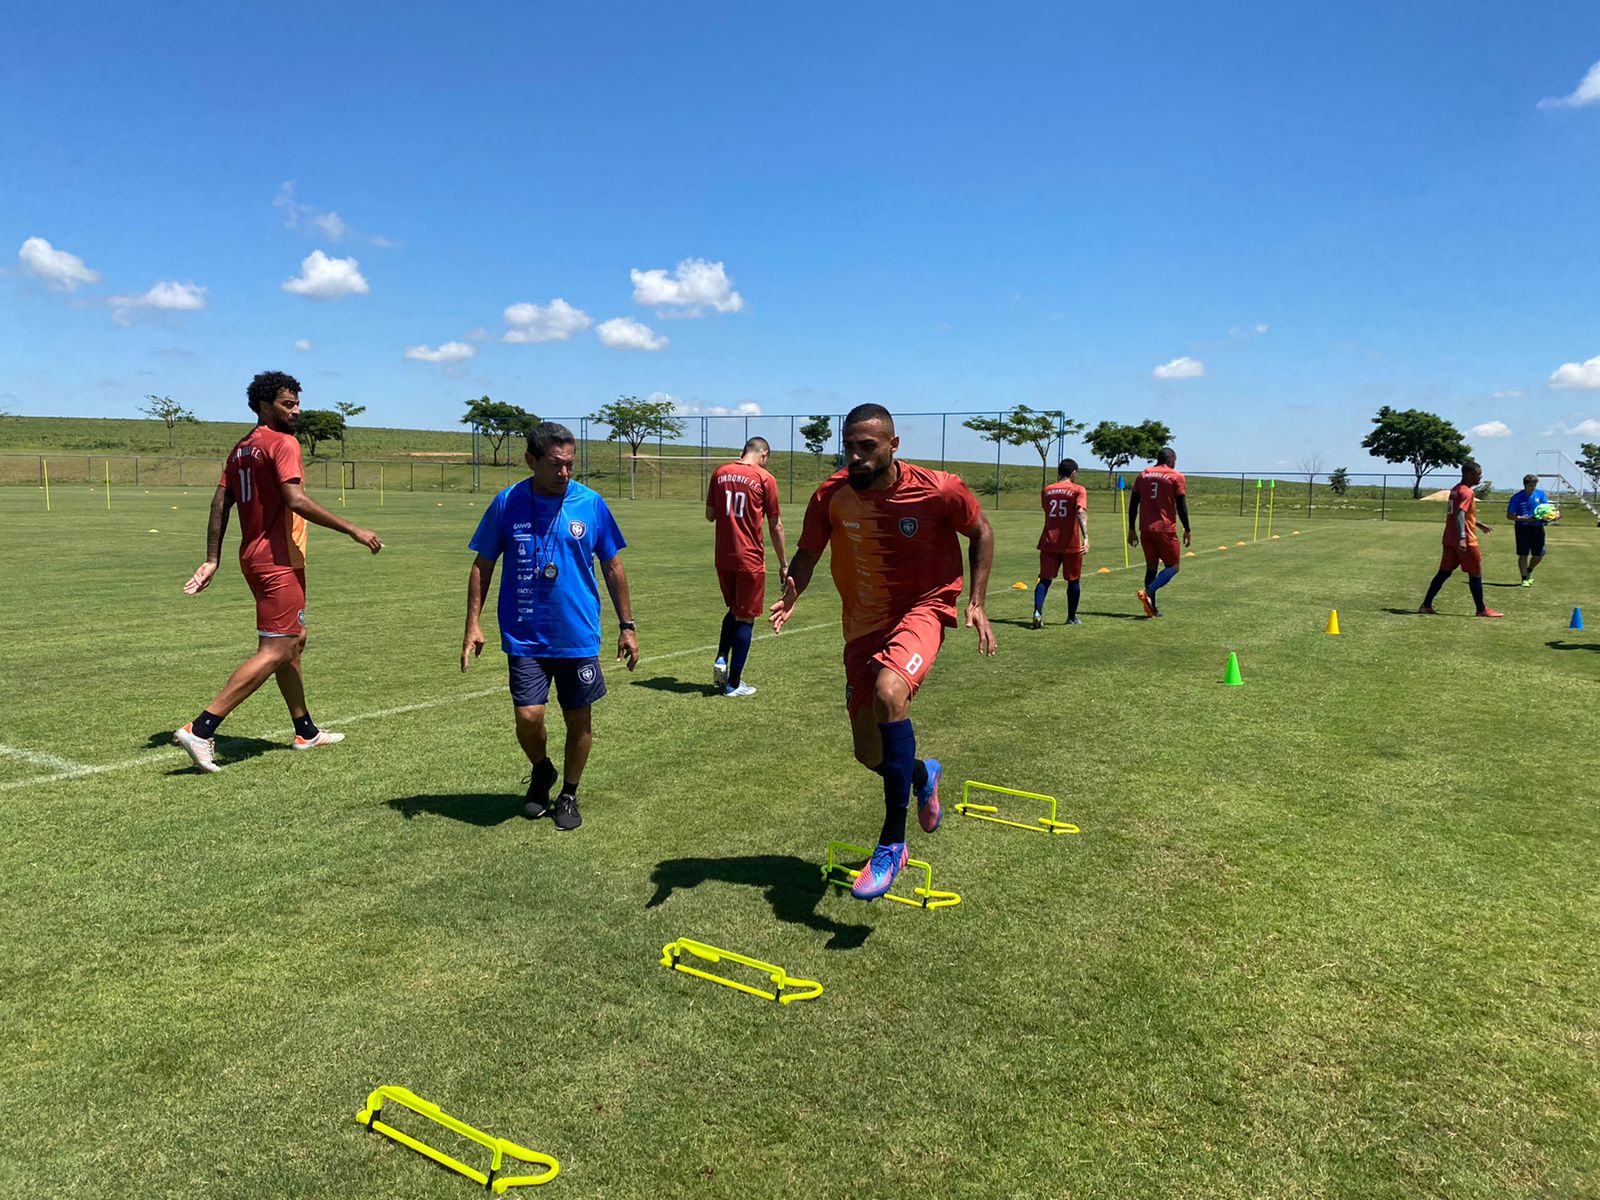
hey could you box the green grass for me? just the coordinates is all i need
[1,482,1596,1198]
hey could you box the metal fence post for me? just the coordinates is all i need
[1307,473,1313,516]
[1239,473,1245,516]
[788,415,795,504]
[940,414,947,471]
[135,457,140,485]
[1380,475,1387,521]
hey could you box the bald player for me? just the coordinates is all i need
[1034,457,1089,627]
[706,437,787,697]
[770,403,995,900]
[1128,447,1191,618]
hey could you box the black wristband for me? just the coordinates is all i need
[619,621,636,631]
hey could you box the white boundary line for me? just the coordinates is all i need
[0,620,838,794]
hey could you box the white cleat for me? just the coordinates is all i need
[292,730,346,750]
[721,682,757,698]
[712,657,728,689]
[173,723,222,773]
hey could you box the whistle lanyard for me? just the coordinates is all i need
[532,493,565,579]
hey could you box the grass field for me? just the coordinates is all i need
[1,480,1596,1199]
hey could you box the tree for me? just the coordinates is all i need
[461,396,537,466]
[1010,405,1085,482]
[1083,419,1172,488]
[1298,454,1324,481]
[1359,406,1471,499]
[139,394,199,447]
[800,415,832,469]
[334,401,367,458]
[297,409,345,458]
[1328,467,1350,496]
[591,394,687,500]
[1576,443,1600,490]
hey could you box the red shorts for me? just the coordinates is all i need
[717,567,766,621]
[1038,551,1085,582]
[1439,544,1482,576]
[842,607,948,719]
[1141,531,1180,569]
[247,567,306,637]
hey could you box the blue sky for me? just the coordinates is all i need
[3,1,1599,486]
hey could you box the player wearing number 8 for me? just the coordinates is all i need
[1128,447,1191,618]
[770,404,996,900]
[706,439,787,697]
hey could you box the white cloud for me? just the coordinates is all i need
[1468,420,1512,439]
[464,327,490,341]
[109,280,208,325]
[282,250,369,300]
[1489,389,1523,399]
[1538,59,1600,110]
[404,341,476,364]
[294,338,313,352]
[502,298,592,344]
[1153,356,1205,380]
[631,258,744,315]
[312,212,346,239]
[1549,355,1600,389]
[597,316,668,351]
[1255,322,1269,334]
[665,393,763,417]
[18,237,101,290]
[1544,418,1600,438]
[273,182,393,246]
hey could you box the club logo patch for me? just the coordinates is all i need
[898,517,919,537]
[568,520,587,539]
[297,609,306,626]
[844,684,854,708]
[579,665,597,684]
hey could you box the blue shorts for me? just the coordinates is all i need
[1514,524,1546,557]
[508,655,607,710]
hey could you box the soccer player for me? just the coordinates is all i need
[174,371,383,772]
[706,437,788,697]
[769,404,995,900]
[1127,447,1191,617]
[1420,460,1501,618]
[461,422,639,832]
[1506,473,1559,586]
[1034,458,1089,627]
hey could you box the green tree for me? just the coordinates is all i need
[1083,419,1172,488]
[1359,406,1471,499]
[591,394,687,499]
[799,415,832,469]
[1576,443,1600,490]
[1327,466,1350,496]
[138,394,199,447]
[1010,405,1085,482]
[334,401,367,458]
[461,396,537,466]
[296,409,345,458]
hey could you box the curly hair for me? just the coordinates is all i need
[247,370,301,414]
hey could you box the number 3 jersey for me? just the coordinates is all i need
[799,462,983,643]
[707,461,781,572]
[220,426,308,572]
[1133,465,1187,533]
[1038,479,1087,552]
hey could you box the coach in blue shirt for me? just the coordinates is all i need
[462,422,638,831]
[1506,473,1557,587]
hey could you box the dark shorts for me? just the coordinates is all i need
[508,655,607,710]
[1514,524,1546,557]
[246,567,306,638]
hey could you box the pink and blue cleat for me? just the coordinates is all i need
[850,842,908,900]
[916,758,942,833]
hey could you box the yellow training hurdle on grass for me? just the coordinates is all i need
[355,1085,560,1191]
[659,937,823,1005]
[821,841,962,909]
[954,780,1079,835]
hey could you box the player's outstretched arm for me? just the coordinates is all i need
[770,548,816,633]
[280,480,383,553]
[601,554,638,671]
[963,513,997,657]
[461,554,495,672]
[183,486,234,594]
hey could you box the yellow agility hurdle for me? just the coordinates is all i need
[821,841,961,909]
[355,1085,560,1191]
[659,937,823,1005]
[954,780,1079,836]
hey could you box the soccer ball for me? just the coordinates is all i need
[1533,502,1559,522]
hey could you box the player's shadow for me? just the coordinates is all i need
[1547,640,1599,652]
[630,676,716,697]
[1379,607,1429,616]
[1081,610,1145,621]
[149,730,281,773]
[646,854,872,950]
[386,793,524,826]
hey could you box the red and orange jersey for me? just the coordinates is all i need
[1445,483,1478,546]
[220,426,307,572]
[798,462,983,642]
[1038,479,1087,552]
[707,461,781,571]
[1133,465,1186,533]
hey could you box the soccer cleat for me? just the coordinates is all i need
[523,759,558,819]
[553,793,582,831]
[1520,578,1531,588]
[915,758,942,833]
[1476,608,1504,619]
[722,682,757,698]
[712,657,728,689]
[1066,617,1083,625]
[1137,589,1155,618]
[173,723,221,773]
[1418,604,1439,615]
[292,730,345,750]
[850,841,908,900]
[1031,612,1043,630]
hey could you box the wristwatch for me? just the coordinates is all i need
[619,621,636,631]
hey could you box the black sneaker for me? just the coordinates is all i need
[523,760,558,819]
[553,792,582,831]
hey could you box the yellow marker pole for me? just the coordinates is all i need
[379,464,385,507]
[1252,479,1262,541]
[105,460,112,510]
[1118,480,1129,568]
[341,469,347,507]
[43,458,51,512]
[1267,478,1276,540]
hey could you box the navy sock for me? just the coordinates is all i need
[876,719,915,845]
[727,620,754,686]
[1147,566,1178,597]
[1067,580,1081,620]
[717,611,737,661]
[193,710,223,739]
[1032,579,1051,614]
[1144,566,1158,588]
[1423,569,1451,606]
[292,713,318,740]
[912,758,929,792]
[1468,575,1486,611]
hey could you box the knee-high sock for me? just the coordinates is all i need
[717,610,737,661]
[1423,570,1451,607]
[1468,575,1486,612]
[876,719,915,845]
[1144,564,1158,588]
[1067,580,1081,620]
[727,620,754,686]
[1033,579,1051,614]
[1147,565,1178,597]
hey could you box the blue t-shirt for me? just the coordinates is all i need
[1506,488,1547,520]
[468,479,626,657]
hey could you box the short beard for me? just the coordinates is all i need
[847,464,885,491]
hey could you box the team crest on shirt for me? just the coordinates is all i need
[898,517,919,537]
[569,520,587,539]
[579,665,597,684]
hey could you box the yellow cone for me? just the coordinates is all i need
[1184,551,1195,557]
[1011,581,1027,589]
[1217,545,1228,551]
[1325,610,1340,636]
[1096,566,1111,574]
[1236,540,1246,546]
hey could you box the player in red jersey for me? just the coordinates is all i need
[706,437,788,697]
[1034,458,1089,627]
[173,371,383,772]
[1420,460,1501,618]
[770,404,995,900]
[1127,447,1191,617]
